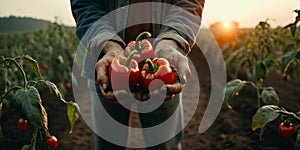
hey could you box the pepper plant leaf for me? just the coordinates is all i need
[67,101,80,134]
[252,62,267,81]
[23,55,42,78]
[252,105,281,140]
[11,86,48,129]
[261,87,279,105]
[43,80,65,102]
[281,50,300,73]
[224,79,248,109]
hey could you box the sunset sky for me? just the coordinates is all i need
[0,0,299,28]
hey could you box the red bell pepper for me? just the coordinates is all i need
[140,58,176,90]
[109,50,140,91]
[125,31,154,68]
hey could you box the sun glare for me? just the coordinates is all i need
[223,21,231,29]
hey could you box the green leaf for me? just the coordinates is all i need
[284,44,295,53]
[281,50,300,72]
[295,130,300,150]
[261,87,279,105]
[252,105,281,140]
[67,102,80,134]
[252,62,267,81]
[290,24,297,37]
[0,68,6,96]
[264,59,275,68]
[283,22,297,37]
[11,86,48,129]
[43,81,65,102]
[23,55,42,78]
[224,79,248,109]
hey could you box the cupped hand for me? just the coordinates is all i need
[95,41,124,100]
[153,39,191,100]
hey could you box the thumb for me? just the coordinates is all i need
[175,56,191,84]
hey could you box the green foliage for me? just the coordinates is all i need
[0,54,79,148]
[224,79,248,109]
[223,18,300,80]
[67,102,80,134]
[251,105,281,139]
[260,87,279,105]
[12,86,48,129]
[0,22,79,93]
[222,9,300,149]
[23,55,42,78]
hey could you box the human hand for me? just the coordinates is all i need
[153,39,191,100]
[95,41,124,100]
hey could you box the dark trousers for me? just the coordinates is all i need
[89,80,183,150]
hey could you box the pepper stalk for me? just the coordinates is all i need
[134,31,151,52]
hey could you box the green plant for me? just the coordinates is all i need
[0,55,80,149]
[0,22,80,96]
[251,105,300,147]
[223,9,300,149]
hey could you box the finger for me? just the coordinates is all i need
[95,59,109,90]
[155,48,191,83]
[99,84,116,100]
[175,56,191,84]
[165,82,183,95]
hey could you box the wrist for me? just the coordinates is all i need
[155,39,188,56]
[155,39,178,51]
[103,41,123,54]
[97,41,123,60]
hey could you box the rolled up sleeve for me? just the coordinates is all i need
[70,0,125,56]
[155,0,205,54]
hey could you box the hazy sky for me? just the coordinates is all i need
[0,0,299,28]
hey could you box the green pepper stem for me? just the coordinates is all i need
[30,128,39,149]
[135,31,151,41]
[145,59,158,73]
[134,31,151,52]
[277,110,300,123]
[124,50,138,68]
[5,58,28,89]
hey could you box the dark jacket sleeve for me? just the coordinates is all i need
[70,0,125,56]
[156,0,205,54]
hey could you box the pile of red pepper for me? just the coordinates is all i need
[109,31,176,93]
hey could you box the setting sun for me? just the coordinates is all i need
[223,21,231,29]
